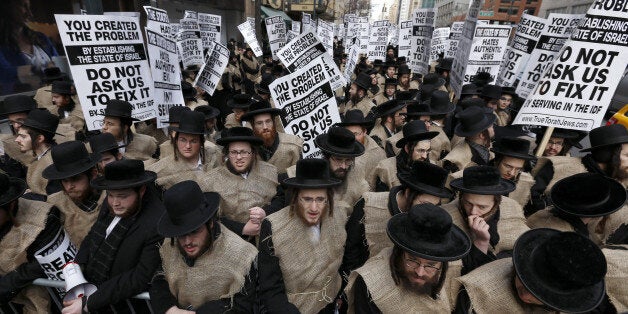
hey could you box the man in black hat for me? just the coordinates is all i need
[194,105,221,143]
[225,52,243,94]
[157,105,191,159]
[486,137,536,206]
[34,67,68,110]
[87,133,124,176]
[259,158,359,313]
[48,80,85,132]
[537,127,582,157]
[341,72,375,117]
[374,77,398,105]
[101,99,158,161]
[396,64,419,91]
[0,173,62,312]
[442,106,496,173]
[456,229,614,313]
[241,100,303,174]
[255,73,273,102]
[63,159,164,313]
[445,166,529,274]
[240,47,260,95]
[150,180,258,313]
[0,95,37,177]
[43,141,103,247]
[224,94,253,129]
[496,87,517,126]
[346,203,471,313]
[369,98,407,149]
[181,81,208,110]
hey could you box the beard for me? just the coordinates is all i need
[295,202,328,227]
[349,93,362,104]
[176,230,213,260]
[108,196,141,219]
[254,125,277,147]
[65,188,94,206]
[331,166,351,180]
[400,270,439,296]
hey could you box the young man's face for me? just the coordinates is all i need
[393,107,407,129]
[328,155,354,180]
[176,133,201,161]
[543,137,565,157]
[62,173,92,203]
[499,94,512,110]
[52,93,70,108]
[252,113,276,147]
[227,142,254,173]
[496,156,525,181]
[15,128,33,152]
[409,140,431,162]
[461,193,495,218]
[102,117,125,141]
[344,125,366,145]
[385,84,396,97]
[296,188,328,226]
[98,151,120,175]
[107,187,144,218]
[386,67,396,78]
[177,223,211,259]
[399,74,410,86]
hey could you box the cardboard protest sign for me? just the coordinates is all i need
[445,21,464,58]
[55,14,155,130]
[270,58,341,158]
[35,228,78,293]
[344,14,358,51]
[410,8,436,75]
[512,3,628,132]
[516,13,583,99]
[144,6,171,38]
[265,16,287,60]
[430,27,451,62]
[316,19,334,57]
[177,30,205,68]
[180,18,200,32]
[462,24,511,85]
[336,23,345,39]
[368,20,389,62]
[198,13,221,49]
[292,21,301,33]
[450,0,483,97]
[358,17,370,54]
[496,14,547,87]
[238,20,263,57]
[398,20,413,59]
[145,29,185,128]
[344,46,360,83]
[194,42,230,96]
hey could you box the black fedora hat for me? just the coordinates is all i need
[397,64,411,75]
[397,161,453,198]
[581,124,628,152]
[372,59,384,68]
[460,83,481,97]
[353,72,372,90]
[158,180,220,237]
[428,90,455,115]
[91,159,157,190]
[543,127,583,149]
[181,81,197,99]
[396,120,439,148]
[422,73,445,88]
[454,106,496,137]
[43,141,98,180]
[450,165,516,195]
[102,99,140,121]
[88,132,125,154]
[396,56,407,65]
[387,203,471,261]
[0,173,27,207]
[42,67,67,83]
[417,84,436,104]
[491,137,536,161]
[172,111,206,135]
[383,61,398,69]
[513,229,607,313]
[162,106,191,124]
[335,110,375,130]
[481,84,502,100]
[395,90,419,105]
[314,127,365,157]
[550,173,626,217]
[47,81,74,95]
[458,97,487,111]
[471,71,493,87]
[227,94,254,109]
[2,95,36,115]
[435,58,453,72]
[19,108,62,136]
[194,105,220,120]
[283,158,342,189]
[373,99,407,118]
[255,73,274,95]
[216,126,263,146]
[501,86,518,99]
[403,102,431,118]
[240,100,282,122]
[384,78,398,86]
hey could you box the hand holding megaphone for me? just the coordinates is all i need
[62,262,97,302]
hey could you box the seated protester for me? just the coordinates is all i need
[340,72,375,117]
[241,100,303,174]
[442,106,495,173]
[480,85,504,126]
[48,80,85,133]
[134,117,169,146]
[224,94,253,129]
[369,99,407,149]
[377,61,397,86]
[101,99,158,161]
[337,110,386,190]
[88,132,124,176]
[346,203,471,313]
[535,127,582,157]
[150,181,257,313]
[182,80,208,110]
[0,174,61,312]
[527,173,627,245]
[527,125,628,216]
[444,166,529,274]
[382,91,420,156]
[64,160,164,313]
[147,111,220,190]
[456,229,616,313]
[373,78,397,105]
[359,161,453,258]
[0,95,36,178]
[373,121,438,191]
[194,105,221,143]
[14,108,63,197]
[157,105,191,159]
[422,73,448,93]
[43,141,103,247]
[258,158,356,313]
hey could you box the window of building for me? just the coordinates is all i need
[524,7,537,14]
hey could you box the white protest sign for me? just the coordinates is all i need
[336,23,345,40]
[410,8,436,75]
[35,228,77,293]
[146,29,185,128]
[368,20,389,62]
[430,27,451,62]
[180,18,200,32]
[516,13,583,99]
[388,23,398,46]
[144,6,171,38]
[344,46,360,83]
[177,30,204,68]
[198,13,221,49]
[183,10,197,20]
[450,0,483,98]
[344,14,358,51]
[55,14,155,130]
[462,24,511,85]
[265,16,287,60]
[512,3,628,132]
[292,21,301,33]
[270,58,341,158]
[286,30,298,43]
[194,42,230,96]
[496,13,547,87]
[238,21,263,57]
[398,20,413,59]
[302,13,313,34]
[316,19,334,57]
[358,18,370,54]
[445,21,464,59]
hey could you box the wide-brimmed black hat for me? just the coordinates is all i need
[396,56,407,65]
[471,71,493,87]
[550,173,626,217]
[255,74,273,95]
[454,106,496,137]
[91,159,157,190]
[88,132,125,154]
[43,141,99,180]
[387,203,471,261]
[384,78,398,86]
[428,90,455,115]
[373,99,407,118]
[240,100,282,122]
[194,105,220,120]
[403,102,431,118]
[158,180,220,237]
[513,229,607,313]
[102,99,140,121]
[314,127,365,157]
[435,58,453,72]
[372,59,384,68]
[501,86,518,99]
[417,84,435,104]
[537,127,583,149]
[2,95,37,115]
[397,64,411,75]
[396,120,439,148]
[216,126,263,146]
[42,67,67,83]
[422,73,445,88]
[481,84,502,100]
[19,108,62,135]
[162,106,191,124]
[460,84,481,97]
[0,173,27,207]
[227,94,254,109]
[581,124,628,152]
[383,61,398,69]
[491,137,536,161]
[172,111,206,135]
[458,97,487,111]
[450,165,516,195]
[353,72,372,90]
[395,90,419,105]
[181,81,197,99]
[47,81,74,95]
[397,161,453,198]
[335,110,375,130]
[283,158,342,188]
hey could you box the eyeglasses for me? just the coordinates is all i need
[500,97,512,102]
[351,131,364,137]
[330,156,354,166]
[404,257,441,274]
[299,197,328,206]
[547,140,564,147]
[228,150,252,157]
[254,119,274,127]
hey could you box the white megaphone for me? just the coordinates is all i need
[62,262,97,302]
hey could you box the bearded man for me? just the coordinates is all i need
[47,80,85,132]
[224,94,253,129]
[396,64,419,91]
[442,106,495,173]
[490,137,536,206]
[369,99,407,149]
[340,72,375,117]
[373,78,397,105]
[87,133,124,176]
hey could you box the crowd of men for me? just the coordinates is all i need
[0,31,626,314]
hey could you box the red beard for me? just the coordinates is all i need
[255,125,277,147]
